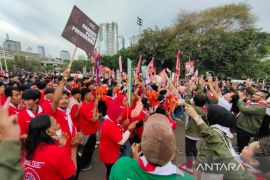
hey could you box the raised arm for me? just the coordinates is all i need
[51,70,69,113]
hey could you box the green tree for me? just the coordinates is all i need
[94,3,270,78]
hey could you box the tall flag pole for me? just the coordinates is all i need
[136,54,142,74]
[119,55,123,73]
[175,49,181,83]
[127,58,133,106]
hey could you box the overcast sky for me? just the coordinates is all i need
[0,0,269,58]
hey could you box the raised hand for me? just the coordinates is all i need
[0,97,20,141]
[131,143,142,160]
[128,120,139,131]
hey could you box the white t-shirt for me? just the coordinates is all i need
[218,96,232,111]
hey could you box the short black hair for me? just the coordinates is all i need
[67,77,74,82]
[158,94,165,102]
[81,88,91,100]
[44,88,55,95]
[18,85,30,92]
[102,79,108,84]
[82,77,89,81]
[142,97,150,109]
[36,81,47,90]
[22,89,41,101]
[4,86,19,97]
[193,92,207,107]
[71,88,81,96]
[62,90,70,97]
[0,81,5,87]
[159,89,167,95]
[107,88,114,97]
[155,106,166,115]
[8,80,18,87]
[151,84,158,92]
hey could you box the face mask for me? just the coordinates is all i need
[51,129,62,140]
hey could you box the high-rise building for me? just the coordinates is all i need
[3,40,21,51]
[60,50,70,60]
[96,22,119,55]
[118,36,125,50]
[37,46,45,58]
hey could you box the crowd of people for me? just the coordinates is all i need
[0,69,270,180]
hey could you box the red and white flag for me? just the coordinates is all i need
[185,61,195,77]
[159,69,167,83]
[147,57,156,77]
[136,55,142,74]
[175,49,181,77]
[192,69,198,81]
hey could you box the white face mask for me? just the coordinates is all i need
[51,129,62,140]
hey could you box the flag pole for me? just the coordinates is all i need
[0,59,3,73]
[165,74,185,104]
[67,46,77,72]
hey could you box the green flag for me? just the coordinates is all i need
[127,58,133,106]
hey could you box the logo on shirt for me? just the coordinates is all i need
[24,167,40,180]
[24,159,45,168]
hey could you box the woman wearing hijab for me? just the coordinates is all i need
[185,104,255,180]
[99,103,138,179]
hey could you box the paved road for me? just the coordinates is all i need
[79,121,187,180]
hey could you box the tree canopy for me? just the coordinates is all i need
[101,3,270,79]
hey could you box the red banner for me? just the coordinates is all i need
[185,61,195,76]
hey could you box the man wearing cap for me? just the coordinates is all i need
[109,114,193,180]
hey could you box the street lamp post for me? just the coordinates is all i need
[137,17,143,35]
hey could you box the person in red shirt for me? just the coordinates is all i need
[43,88,55,106]
[24,114,79,180]
[99,103,138,179]
[36,81,47,105]
[69,88,81,128]
[77,88,99,172]
[18,72,68,139]
[0,82,6,106]
[4,86,21,115]
[53,90,78,155]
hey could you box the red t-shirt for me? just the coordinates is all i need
[53,108,76,154]
[70,104,79,128]
[38,92,45,105]
[8,104,19,115]
[134,110,147,139]
[0,95,6,106]
[78,101,99,135]
[106,96,114,106]
[99,119,123,164]
[18,105,54,136]
[23,143,75,180]
[41,99,52,107]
